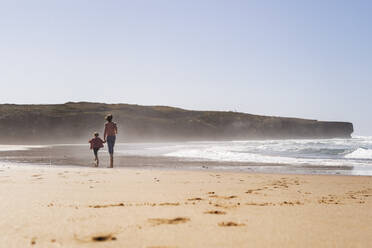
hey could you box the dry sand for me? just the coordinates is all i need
[0,165,371,248]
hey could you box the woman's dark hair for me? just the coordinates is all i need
[105,114,113,122]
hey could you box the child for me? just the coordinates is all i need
[89,132,105,167]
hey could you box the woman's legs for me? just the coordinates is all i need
[109,154,113,168]
[107,136,116,168]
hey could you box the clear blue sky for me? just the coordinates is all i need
[1,0,371,135]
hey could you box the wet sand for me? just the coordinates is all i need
[0,165,371,247]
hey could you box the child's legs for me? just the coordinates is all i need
[93,148,99,166]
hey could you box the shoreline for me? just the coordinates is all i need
[1,155,370,176]
[1,165,371,247]
[0,161,371,178]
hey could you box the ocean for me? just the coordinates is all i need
[1,136,372,175]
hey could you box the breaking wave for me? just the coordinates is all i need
[345,148,372,160]
[163,136,372,167]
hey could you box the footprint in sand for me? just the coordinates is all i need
[89,203,125,208]
[75,233,117,243]
[218,221,245,227]
[318,188,372,205]
[158,202,180,206]
[31,174,43,179]
[187,197,203,201]
[269,178,302,189]
[279,201,303,206]
[245,202,275,206]
[213,203,240,209]
[92,234,117,242]
[346,188,372,201]
[318,195,341,205]
[245,188,264,194]
[204,210,226,215]
[148,217,190,225]
[209,195,238,200]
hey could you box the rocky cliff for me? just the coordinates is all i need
[0,102,353,143]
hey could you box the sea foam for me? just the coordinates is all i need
[0,145,47,152]
[345,148,372,159]
[163,136,372,167]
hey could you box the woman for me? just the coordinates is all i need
[103,114,118,168]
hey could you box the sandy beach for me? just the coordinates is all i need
[0,165,371,248]
[2,0,372,247]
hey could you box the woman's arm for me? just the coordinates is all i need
[114,123,118,134]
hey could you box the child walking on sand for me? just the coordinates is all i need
[89,132,105,167]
